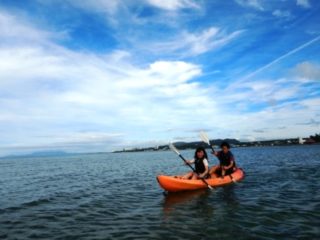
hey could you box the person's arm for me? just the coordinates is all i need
[224,160,234,170]
[185,159,195,165]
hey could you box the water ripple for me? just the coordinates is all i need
[0,146,320,239]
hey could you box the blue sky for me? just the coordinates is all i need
[0,0,319,155]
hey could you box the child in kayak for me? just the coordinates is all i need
[181,147,209,180]
[209,141,236,178]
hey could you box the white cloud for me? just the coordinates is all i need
[2,31,319,154]
[150,27,243,57]
[146,0,200,11]
[292,61,320,81]
[272,9,291,18]
[235,0,264,11]
[0,11,220,153]
[225,78,301,107]
[296,0,311,9]
[221,96,320,140]
[0,44,212,152]
[52,0,122,15]
[240,35,320,81]
[0,6,319,156]
[0,11,66,44]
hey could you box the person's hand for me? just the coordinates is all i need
[221,167,225,178]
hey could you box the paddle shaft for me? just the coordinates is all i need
[177,154,213,190]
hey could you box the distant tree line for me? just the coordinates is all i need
[310,133,320,142]
[114,135,320,153]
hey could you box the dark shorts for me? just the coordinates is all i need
[214,167,235,176]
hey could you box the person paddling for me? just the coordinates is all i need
[181,147,210,180]
[209,141,236,178]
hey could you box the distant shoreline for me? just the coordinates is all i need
[1,137,318,158]
[112,137,319,153]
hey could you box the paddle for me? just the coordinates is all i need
[199,131,227,179]
[169,143,213,190]
[199,131,215,153]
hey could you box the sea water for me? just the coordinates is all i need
[0,145,319,239]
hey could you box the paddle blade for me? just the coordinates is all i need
[169,143,180,155]
[199,131,210,145]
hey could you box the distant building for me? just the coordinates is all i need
[299,137,316,145]
[304,138,316,144]
[299,137,305,144]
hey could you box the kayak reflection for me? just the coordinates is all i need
[162,189,209,210]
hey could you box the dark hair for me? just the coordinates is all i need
[194,147,208,160]
[220,141,230,149]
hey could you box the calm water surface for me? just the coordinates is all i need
[0,145,319,239]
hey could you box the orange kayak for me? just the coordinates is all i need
[157,168,245,192]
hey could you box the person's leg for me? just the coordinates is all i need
[225,168,235,175]
[209,165,221,178]
[181,171,193,179]
[209,165,219,174]
[191,173,198,180]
